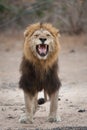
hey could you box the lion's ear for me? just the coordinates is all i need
[24,29,29,37]
[57,30,61,37]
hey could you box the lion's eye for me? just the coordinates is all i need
[34,34,39,37]
[46,34,50,37]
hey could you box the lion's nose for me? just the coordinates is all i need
[39,38,47,44]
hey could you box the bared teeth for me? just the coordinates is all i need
[36,44,48,56]
[38,45,40,49]
[38,44,47,48]
[45,45,47,48]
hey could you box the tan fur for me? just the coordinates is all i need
[19,23,61,123]
[48,90,60,122]
[44,90,47,102]
[23,23,60,71]
[19,92,38,123]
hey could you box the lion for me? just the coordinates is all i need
[19,23,61,123]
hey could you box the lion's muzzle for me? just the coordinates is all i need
[36,43,49,57]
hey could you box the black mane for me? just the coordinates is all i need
[19,56,61,96]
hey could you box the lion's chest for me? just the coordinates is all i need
[19,58,60,96]
[29,66,48,91]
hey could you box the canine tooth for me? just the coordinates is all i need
[45,45,47,48]
[38,45,40,48]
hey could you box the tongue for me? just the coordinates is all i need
[39,47,46,54]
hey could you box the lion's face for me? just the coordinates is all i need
[30,29,55,60]
[24,23,60,66]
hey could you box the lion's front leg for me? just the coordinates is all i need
[19,92,38,124]
[48,90,61,123]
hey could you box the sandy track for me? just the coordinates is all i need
[0,33,87,129]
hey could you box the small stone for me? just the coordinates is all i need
[2,108,6,111]
[69,105,74,107]
[58,98,61,101]
[7,128,12,130]
[70,49,75,53]
[70,101,72,103]
[78,109,86,113]
[7,114,14,119]
[5,48,10,52]
[14,108,17,111]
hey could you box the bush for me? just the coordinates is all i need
[0,0,87,34]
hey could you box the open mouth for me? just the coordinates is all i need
[36,44,49,57]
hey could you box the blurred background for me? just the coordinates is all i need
[0,0,87,129]
[0,0,87,34]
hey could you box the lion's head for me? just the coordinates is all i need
[23,23,60,68]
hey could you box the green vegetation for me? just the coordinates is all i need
[0,0,87,34]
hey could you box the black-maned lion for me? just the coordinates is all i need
[19,23,61,123]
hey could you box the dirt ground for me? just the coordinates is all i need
[0,32,87,130]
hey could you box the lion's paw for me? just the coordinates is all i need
[19,114,33,124]
[47,116,61,123]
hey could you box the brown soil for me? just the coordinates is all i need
[0,32,87,129]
